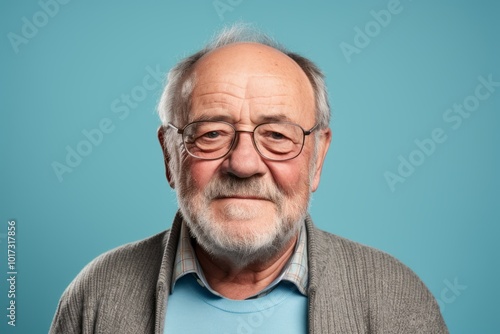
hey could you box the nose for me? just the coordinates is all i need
[223,131,265,178]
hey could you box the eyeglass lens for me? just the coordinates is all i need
[182,121,306,161]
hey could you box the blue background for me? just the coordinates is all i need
[1,0,499,333]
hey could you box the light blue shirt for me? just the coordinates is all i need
[164,274,307,333]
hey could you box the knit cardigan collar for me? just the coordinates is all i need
[154,211,322,333]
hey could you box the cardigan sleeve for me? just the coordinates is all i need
[49,276,86,334]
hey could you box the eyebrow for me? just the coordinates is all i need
[256,113,293,123]
[189,114,233,123]
[190,112,294,124]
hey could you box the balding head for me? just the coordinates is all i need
[188,42,315,128]
[157,25,330,130]
[157,25,331,190]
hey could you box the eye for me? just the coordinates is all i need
[262,130,290,142]
[195,127,232,144]
[269,131,285,140]
[203,131,220,139]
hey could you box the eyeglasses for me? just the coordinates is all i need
[167,121,318,161]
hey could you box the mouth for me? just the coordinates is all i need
[215,195,271,201]
[214,194,272,202]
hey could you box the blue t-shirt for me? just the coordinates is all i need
[164,274,307,333]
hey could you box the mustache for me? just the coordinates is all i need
[204,176,283,203]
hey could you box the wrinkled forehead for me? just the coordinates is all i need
[186,43,315,119]
[191,73,296,99]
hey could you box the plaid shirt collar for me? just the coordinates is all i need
[171,220,309,298]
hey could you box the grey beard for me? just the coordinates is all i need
[177,175,308,269]
[188,213,303,269]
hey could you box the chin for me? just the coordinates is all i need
[184,205,303,267]
[212,199,275,221]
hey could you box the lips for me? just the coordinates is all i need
[214,195,271,201]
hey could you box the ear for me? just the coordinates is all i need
[311,128,332,192]
[157,126,175,188]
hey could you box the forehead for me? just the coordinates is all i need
[188,43,315,124]
[192,74,295,104]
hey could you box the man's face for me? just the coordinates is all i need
[172,43,330,265]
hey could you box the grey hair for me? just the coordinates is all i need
[157,24,331,180]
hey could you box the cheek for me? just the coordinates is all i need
[267,160,311,195]
[186,160,220,190]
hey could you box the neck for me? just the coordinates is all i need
[194,234,298,300]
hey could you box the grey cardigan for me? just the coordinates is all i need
[50,213,448,333]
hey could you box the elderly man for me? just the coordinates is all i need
[50,26,448,333]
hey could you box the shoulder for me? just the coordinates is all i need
[71,230,169,296]
[311,227,431,296]
[50,230,170,333]
[315,228,415,275]
[308,226,448,332]
[85,230,168,276]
